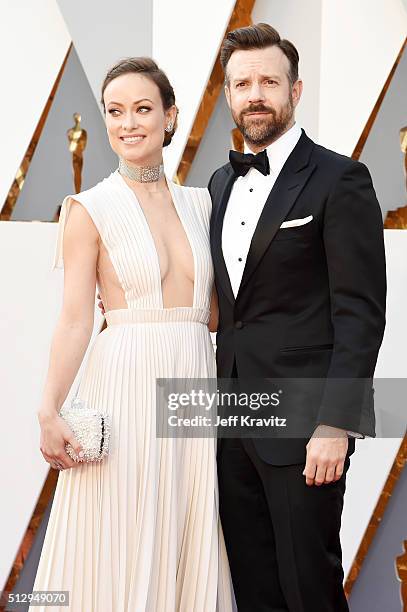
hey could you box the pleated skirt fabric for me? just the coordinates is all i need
[30,308,235,612]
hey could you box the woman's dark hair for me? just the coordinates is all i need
[220,23,299,86]
[101,57,177,146]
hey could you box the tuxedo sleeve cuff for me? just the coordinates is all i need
[347,430,365,439]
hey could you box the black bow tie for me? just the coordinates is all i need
[229,148,270,178]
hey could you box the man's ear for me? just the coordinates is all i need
[224,84,231,110]
[292,79,303,109]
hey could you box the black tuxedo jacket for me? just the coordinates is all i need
[208,130,386,465]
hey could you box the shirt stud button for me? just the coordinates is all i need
[241,221,245,225]
[238,257,242,262]
[249,188,254,192]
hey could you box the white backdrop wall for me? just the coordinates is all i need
[341,229,407,576]
[56,0,153,112]
[319,0,407,154]
[0,222,104,589]
[252,0,323,142]
[252,0,407,153]
[0,0,70,205]
[154,0,236,177]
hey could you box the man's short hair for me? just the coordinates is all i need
[220,23,299,85]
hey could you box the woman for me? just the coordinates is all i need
[32,57,234,611]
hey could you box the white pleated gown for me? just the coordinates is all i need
[30,170,235,612]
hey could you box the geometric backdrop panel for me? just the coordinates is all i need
[56,0,153,106]
[319,0,407,155]
[359,42,407,220]
[0,0,70,205]
[12,46,117,221]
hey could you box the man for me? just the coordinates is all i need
[209,23,386,612]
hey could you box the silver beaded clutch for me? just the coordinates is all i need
[59,397,111,463]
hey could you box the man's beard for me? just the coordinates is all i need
[232,94,294,148]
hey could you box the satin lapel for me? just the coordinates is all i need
[237,132,316,298]
[210,168,236,305]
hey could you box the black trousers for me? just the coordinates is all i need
[217,364,350,612]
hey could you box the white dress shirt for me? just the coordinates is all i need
[222,122,302,297]
[221,122,361,438]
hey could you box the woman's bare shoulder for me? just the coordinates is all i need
[64,197,99,241]
[64,172,117,233]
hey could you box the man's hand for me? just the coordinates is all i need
[96,292,105,316]
[303,424,348,486]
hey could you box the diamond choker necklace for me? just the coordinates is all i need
[118,157,164,183]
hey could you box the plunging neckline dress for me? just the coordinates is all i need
[29,169,235,612]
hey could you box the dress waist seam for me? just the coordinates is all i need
[105,307,210,326]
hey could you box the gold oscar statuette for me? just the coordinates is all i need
[384,125,407,228]
[67,112,87,194]
[396,540,407,610]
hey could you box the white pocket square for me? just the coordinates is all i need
[280,215,313,229]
